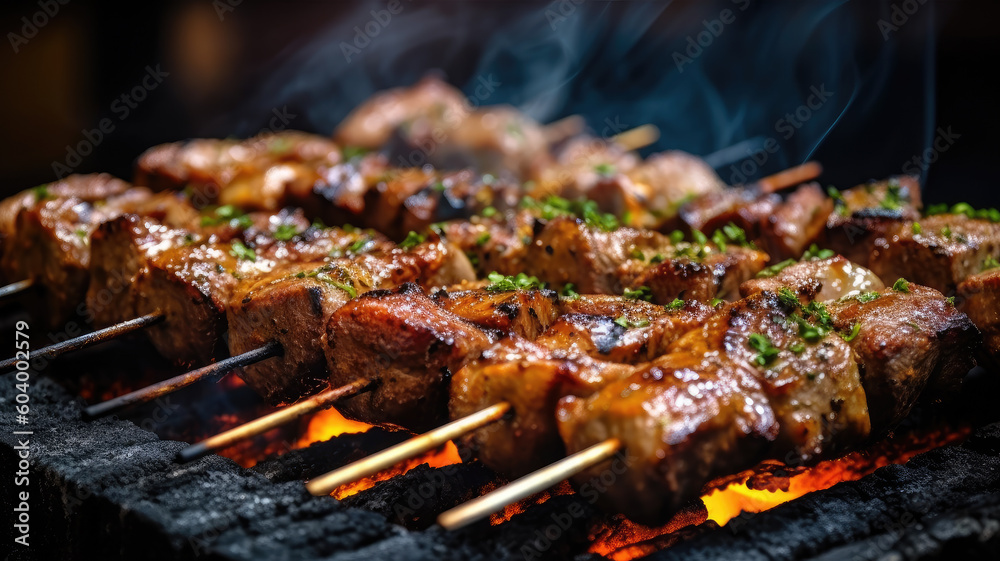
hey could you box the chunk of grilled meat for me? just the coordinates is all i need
[868,214,1000,295]
[0,175,151,326]
[827,285,978,431]
[743,257,979,432]
[229,239,476,404]
[535,300,712,364]
[741,255,885,302]
[958,268,1000,366]
[438,210,536,276]
[327,284,493,430]
[526,216,768,301]
[451,337,635,478]
[558,290,870,524]
[822,176,922,266]
[759,183,833,261]
[135,131,343,208]
[432,287,560,340]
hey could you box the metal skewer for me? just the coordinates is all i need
[305,401,512,496]
[436,437,622,530]
[0,279,34,299]
[83,341,282,419]
[176,377,375,463]
[0,312,165,371]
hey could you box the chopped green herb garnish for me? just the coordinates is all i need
[342,146,368,160]
[802,244,835,261]
[777,287,800,309]
[311,217,327,230]
[892,278,911,293]
[561,283,579,299]
[748,333,781,366]
[481,206,497,218]
[664,298,685,311]
[432,181,446,192]
[841,323,861,342]
[346,236,375,254]
[941,226,952,239]
[669,230,685,244]
[229,240,256,262]
[912,222,922,235]
[853,291,881,304]
[74,228,88,239]
[880,183,905,210]
[316,273,357,298]
[31,184,50,202]
[614,315,650,329]
[519,196,620,232]
[756,259,797,278]
[984,257,1000,271]
[946,296,956,306]
[630,248,645,261]
[926,203,949,216]
[623,286,653,302]
[476,231,492,246]
[399,231,426,250]
[273,223,300,241]
[827,186,848,216]
[712,223,754,250]
[691,229,708,246]
[182,233,196,246]
[709,298,724,307]
[649,253,665,264]
[792,314,828,342]
[485,272,544,292]
[594,163,616,176]
[789,341,805,354]
[202,205,252,229]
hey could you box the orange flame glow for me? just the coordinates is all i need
[296,407,374,448]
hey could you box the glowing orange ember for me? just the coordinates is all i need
[329,441,463,500]
[296,407,373,448]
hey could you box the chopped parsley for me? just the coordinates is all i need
[561,283,579,299]
[519,196,620,232]
[880,182,906,210]
[614,315,650,329]
[946,296,956,306]
[31,184,50,202]
[792,314,828,342]
[273,223,300,241]
[74,228,88,239]
[668,230,685,244]
[941,225,953,239]
[984,256,1000,271]
[691,229,708,246]
[709,298,724,307]
[399,231,426,250]
[431,181,446,192]
[757,259,797,278]
[341,146,368,160]
[481,206,497,218]
[311,217,327,230]
[630,248,645,261]
[594,163,616,176]
[802,244,835,261]
[650,253,665,264]
[892,278,911,293]
[485,272,544,292]
[927,202,1000,223]
[748,333,780,366]
[789,341,806,354]
[853,291,881,304]
[711,223,754,250]
[475,231,492,246]
[202,205,253,229]
[912,222,922,235]
[623,286,653,302]
[229,240,256,262]
[841,323,861,342]
[346,236,375,255]
[827,186,848,216]
[777,287,800,309]
[316,273,357,298]
[664,298,685,311]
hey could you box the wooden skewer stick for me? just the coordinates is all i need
[176,377,375,463]
[305,401,512,496]
[543,114,585,145]
[0,278,33,299]
[82,341,282,419]
[612,124,660,152]
[436,437,622,531]
[752,161,823,194]
[0,312,165,372]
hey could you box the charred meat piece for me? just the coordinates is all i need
[673,188,780,239]
[560,290,869,524]
[958,268,1000,367]
[828,283,979,431]
[437,210,536,276]
[450,336,635,478]
[432,287,560,340]
[759,183,834,261]
[535,299,712,363]
[868,214,1000,294]
[620,244,768,303]
[327,284,493,430]
[228,240,476,404]
[823,176,921,265]
[0,176,151,326]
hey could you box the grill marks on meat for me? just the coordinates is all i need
[432,288,560,340]
[558,290,869,525]
[327,284,493,430]
[823,176,922,265]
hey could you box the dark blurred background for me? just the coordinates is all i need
[0,0,996,205]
